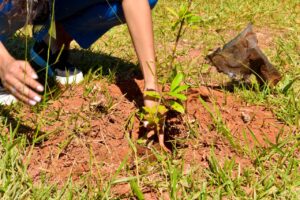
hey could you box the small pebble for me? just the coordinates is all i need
[241,112,251,123]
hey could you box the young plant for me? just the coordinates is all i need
[138,73,189,152]
[166,0,201,72]
[144,72,189,115]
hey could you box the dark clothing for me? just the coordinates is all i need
[0,0,158,48]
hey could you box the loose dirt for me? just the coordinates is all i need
[19,77,287,196]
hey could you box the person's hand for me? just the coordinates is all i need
[0,58,44,105]
[142,89,171,153]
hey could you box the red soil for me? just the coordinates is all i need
[22,78,286,197]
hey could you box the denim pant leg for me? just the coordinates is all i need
[60,0,158,48]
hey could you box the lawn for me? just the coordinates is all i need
[0,0,299,199]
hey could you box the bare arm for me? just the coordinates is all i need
[0,42,44,105]
[122,0,158,107]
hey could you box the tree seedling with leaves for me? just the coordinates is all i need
[166,0,201,73]
[138,73,189,152]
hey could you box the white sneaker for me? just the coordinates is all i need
[30,41,84,85]
[0,87,17,106]
[54,64,84,85]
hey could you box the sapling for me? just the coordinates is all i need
[136,1,199,152]
[139,73,189,152]
[166,0,201,73]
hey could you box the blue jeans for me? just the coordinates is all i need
[52,0,158,48]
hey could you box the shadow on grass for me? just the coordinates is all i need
[7,35,145,108]
[0,106,46,143]
[210,81,255,92]
[69,48,145,107]
[3,36,146,147]
[208,80,270,93]
[135,110,188,154]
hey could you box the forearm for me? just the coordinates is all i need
[0,42,14,73]
[0,42,13,61]
[122,0,157,90]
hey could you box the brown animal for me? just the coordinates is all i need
[206,24,281,87]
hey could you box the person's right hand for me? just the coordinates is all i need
[0,58,44,106]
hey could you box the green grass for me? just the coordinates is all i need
[1,0,300,199]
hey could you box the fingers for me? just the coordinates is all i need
[16,61,44,92]
[15,71,44,94]
[145,124,171,153]
[3,76,42,106]
[6,84,37,106]
[4,60,44,105]
[146,129,156,138]
[158,133,171,153]
[0,58,45,106]
[18,61,38,79]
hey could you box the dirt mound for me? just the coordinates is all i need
[187,86,282,146]
[23,79,285,192]
[183,86,285,170]
[27,82,135,184]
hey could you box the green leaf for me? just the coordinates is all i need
[168,92,187,101]
[281,76,299,94]
[144,91,161,99]
[112,176,138,184]
[0,187,5,194]
[170,101,185,114]
[137,138,147,145]
[171,73,184,92]
[178,5,189,18]
[173,85,189,93]
[157,105,168,115]
[130,180,145,200]
[48,21,57,39]
[172,21,180,30]
[143,105,167,115]
[166,7,179,18]
[186,15,202,25]
[142,106,152,114]
[7,138,22,151]
[34,129,60,144]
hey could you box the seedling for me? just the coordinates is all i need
[166,0,201,72]
[138,73,189,152]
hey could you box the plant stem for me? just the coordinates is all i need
[168,0,193,74]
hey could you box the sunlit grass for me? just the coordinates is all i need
[0,0,299,199]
